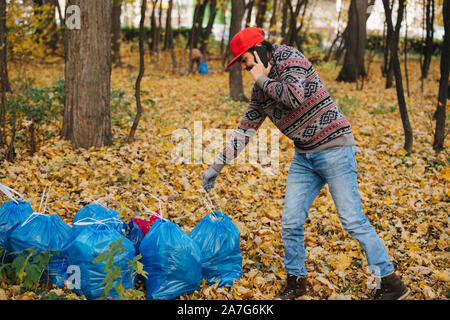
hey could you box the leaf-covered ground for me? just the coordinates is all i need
[0,48,448,300]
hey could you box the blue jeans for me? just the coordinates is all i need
[282,145,394,277]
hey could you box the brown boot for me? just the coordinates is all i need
[275,274,307,300]
[374,272,410,300]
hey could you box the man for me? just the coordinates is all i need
[190,48,203,74]
[202,27,410,300]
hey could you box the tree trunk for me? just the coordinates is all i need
[62,0,113,149]
[188,0,208,73]
[188,1,200,49]
[294,0,308,50]
[128,0,147,143]
[381,19,388,76]
[245,0,255,28]
[0,0,9,93]
[164,0,177,74]
[229,0,246,102]
[255,0,267,28]
[189,0,207,50]
[284,0,307,49]
[404,3,410,96]
[200,0,217,54]
[284,0,297,46]
[155,0,163,64]
[221,4,228,68]
[164,0,173,50]
[337,0,367,82]
[0,0,8,148]
[382,0,413,153]
[281,0,288,41]
[324,0,345,63]
[421,0,435,79]
[385,0,404,88]
[268,0,278,40]
[111,0,122,67]
[149,0,158,53]
[220,5,227,57]
[433,0,449,153]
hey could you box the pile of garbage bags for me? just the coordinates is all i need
[0,184,242,300]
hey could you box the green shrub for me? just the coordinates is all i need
[0,247,52,290]
[370,103,397,115]
[367,33,443,56]
[121,26,190,43]
[92,237,147,300]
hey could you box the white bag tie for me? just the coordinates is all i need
[0,183,24,205]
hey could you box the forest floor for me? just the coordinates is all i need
[0,47,448,300]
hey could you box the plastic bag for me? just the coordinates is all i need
[126,193,164,255]
[132,212,161,236]
[0,200,34,250]
[0,184,34,251]
[198,62,209,74]
[189,210,242,287]
[72,203,126,237]
[126,209,162,254]
[139,219,202,300]
[8,213,72,288]
[66,223,136,300]
[125,219,144,254]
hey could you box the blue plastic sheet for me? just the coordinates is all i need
[66,225,136,300]
[8,213,72,288]
[72,204,126,237]
[139,219,202,300]
[189,211,242,287]
[0,200,34,251]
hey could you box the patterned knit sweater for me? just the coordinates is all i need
[212,44,354,172]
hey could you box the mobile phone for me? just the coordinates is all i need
[252,46,268,68]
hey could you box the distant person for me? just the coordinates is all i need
[190,48,204,74]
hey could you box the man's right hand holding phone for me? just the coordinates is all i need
[250,50,272,82]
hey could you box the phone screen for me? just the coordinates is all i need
[253,46,268,68]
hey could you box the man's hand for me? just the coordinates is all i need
[202,166,220,190]
[250,51,272,82]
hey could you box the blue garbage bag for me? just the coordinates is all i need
[125,219,144,254]
[139,219,202,300]
[66,225,136,300]
[189,210,242,287]
[198,62,209,74]
[8,213,72,288]
[0,200,34,251]
[72,204,126,237]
